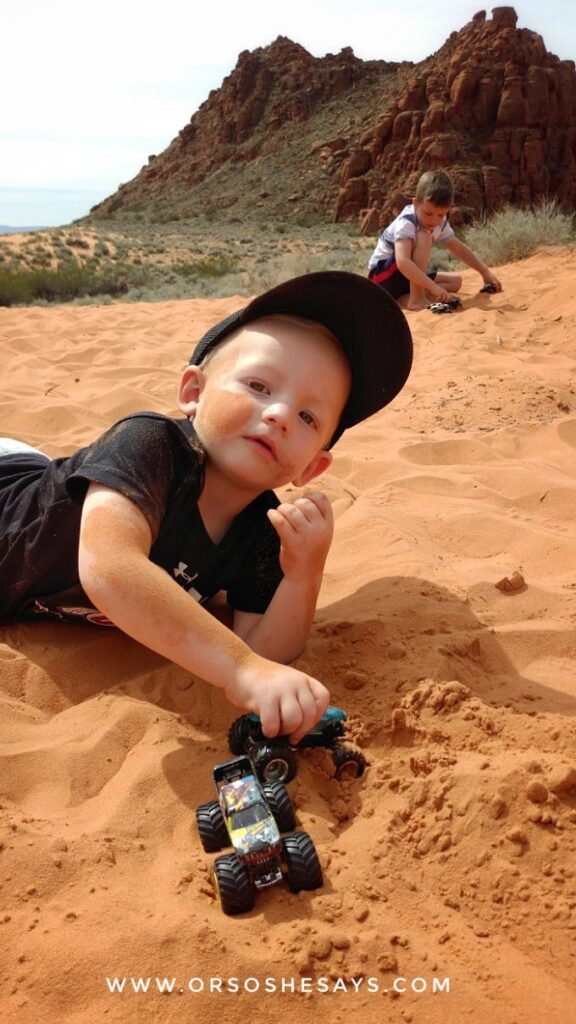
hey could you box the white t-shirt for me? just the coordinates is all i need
[368,204,455,270]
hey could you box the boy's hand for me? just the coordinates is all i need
[434,284,452,302]
[267,492,334,582]
[228,655,330,744]
[483,271,502,292]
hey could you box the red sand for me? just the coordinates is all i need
[1,247,575,1023]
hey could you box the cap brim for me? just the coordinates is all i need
[190,271,413,446]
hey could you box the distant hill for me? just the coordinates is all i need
[88,7,576,232]
[0,226,45,235]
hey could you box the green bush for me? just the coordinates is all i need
[0,260,150,307]
[463,201,575,265]
[172,253,238,279]
[65,236,91,250]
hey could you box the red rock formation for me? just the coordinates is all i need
[343,7,576,229]
[90,9,576,230]
[92,38,395,220]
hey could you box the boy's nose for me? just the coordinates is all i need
[262,402,291,433]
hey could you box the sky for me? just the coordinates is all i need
[1,0,574,227]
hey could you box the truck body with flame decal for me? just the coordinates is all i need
[195,756,322,915]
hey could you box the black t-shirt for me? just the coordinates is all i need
[0,413,283,622]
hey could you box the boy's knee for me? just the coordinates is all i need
[413,230,432,255]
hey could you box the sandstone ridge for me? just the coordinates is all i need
[90,8,576,230]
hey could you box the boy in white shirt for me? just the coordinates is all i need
[369,169,502,311]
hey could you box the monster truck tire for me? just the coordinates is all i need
[282,831,323,893]
[263,781,297,832]
[332,746,367,781]
[196,800,229,852]
[212,854,255,915]
[252,741,297,784]
[228,714,264,755]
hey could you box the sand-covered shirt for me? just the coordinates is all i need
[0,413,283,622]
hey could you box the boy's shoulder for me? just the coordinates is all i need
[93,412,203,459]
[391,203,416,221]
[387,204,419,237]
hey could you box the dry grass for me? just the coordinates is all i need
[463,201,575,265]
[0,203,574,306]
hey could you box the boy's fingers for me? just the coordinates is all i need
[259,699,281,739]
[292,495,332,523]
[287,693,317,744]
[260,679,330,744]
[286,501,319,527]
[289,680,330,743]
[278,692,303,737]
[309,678,330,716]
[299,491,331,515]
[270,504,318,535]
[267,507,300,537]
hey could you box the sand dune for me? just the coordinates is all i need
[1,247,575,1023]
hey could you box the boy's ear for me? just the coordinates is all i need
[177,365,205,418]
[291,449,333,487]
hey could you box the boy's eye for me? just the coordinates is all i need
[299,411,316,427]
[248,380,268,393]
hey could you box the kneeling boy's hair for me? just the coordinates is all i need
[415,170,454,208]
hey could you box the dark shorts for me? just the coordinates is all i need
[368,257,437,300]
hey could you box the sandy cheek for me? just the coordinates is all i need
[201,389,254,438]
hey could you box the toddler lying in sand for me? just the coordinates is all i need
[0,272,411,742]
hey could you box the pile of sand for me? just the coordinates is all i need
[1,247,575,1023]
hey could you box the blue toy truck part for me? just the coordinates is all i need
[227,706,367,784]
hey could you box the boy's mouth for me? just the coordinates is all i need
[245,434,278,460]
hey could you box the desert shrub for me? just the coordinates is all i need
[0,260,150,307]
[463,201,575,265]
[242,249,364,293]
[172,253,238,279]
[65,236,91,250]
[428,247,459,273]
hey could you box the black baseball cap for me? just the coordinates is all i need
[189,271,413,447]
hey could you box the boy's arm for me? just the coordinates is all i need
[394,238,451,300]
[444,238,502,290]
[78,483,329,742]
[233,492,332,663]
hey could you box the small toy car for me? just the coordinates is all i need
[428,296,462,313]
[195,755,323,915]
[228,705,367,784]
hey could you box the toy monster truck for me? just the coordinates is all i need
[227,705,367,784]
[195,755,323,915]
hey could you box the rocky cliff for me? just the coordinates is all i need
[90,8,576,230]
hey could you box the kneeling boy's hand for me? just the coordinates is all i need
[433,285,452,303]
[483,270,502,292]
[267,491,334,582]
[228,655,330,745]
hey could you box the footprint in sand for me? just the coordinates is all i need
[400,438,499,466]
[557,416,576,449]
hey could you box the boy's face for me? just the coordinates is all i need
[178,315,352,493]
[413,199,451,231]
